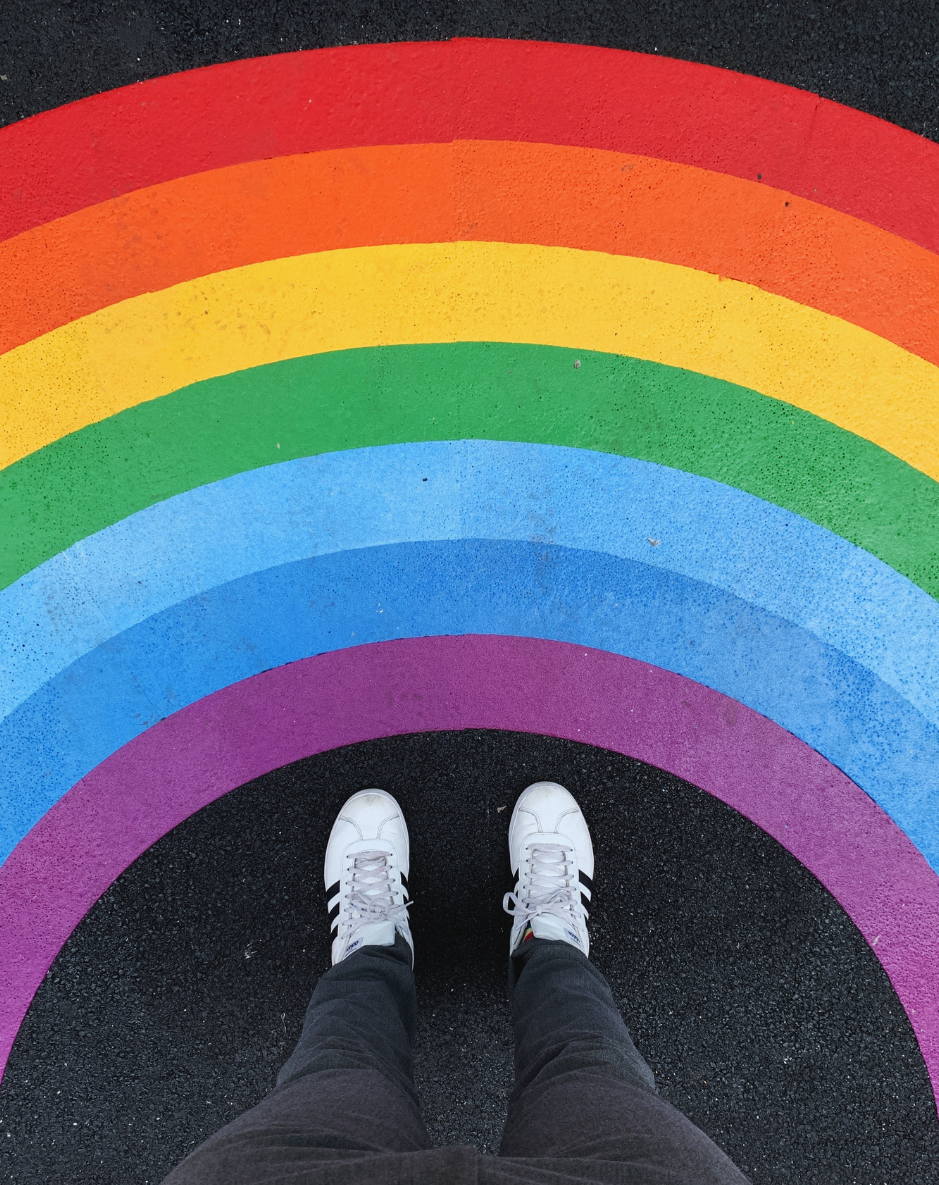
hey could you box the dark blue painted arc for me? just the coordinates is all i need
[2,540,938,874]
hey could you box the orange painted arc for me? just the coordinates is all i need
[3,140,939,366]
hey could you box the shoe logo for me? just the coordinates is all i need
[565,929,582,947]
[347,938,362,954]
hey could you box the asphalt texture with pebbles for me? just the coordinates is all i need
[2,731,937,1184]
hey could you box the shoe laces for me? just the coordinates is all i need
[502,842,587,929]
[340,849,410,933]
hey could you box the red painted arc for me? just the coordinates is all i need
[2,39,938,251]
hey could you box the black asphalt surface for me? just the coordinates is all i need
[2,732,937,1184]
[2,0,939,139]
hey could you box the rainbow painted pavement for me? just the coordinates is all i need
[2,39,939,1112]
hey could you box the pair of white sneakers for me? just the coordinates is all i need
[325,781,595,966]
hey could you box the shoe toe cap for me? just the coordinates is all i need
[510,782,593,874]
[324,789,409,886]
[515,781,581,831]
[339,790,405,837]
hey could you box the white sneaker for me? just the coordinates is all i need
[324,789,413,966]
[503,781,594,956]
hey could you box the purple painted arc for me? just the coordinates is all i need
[1,635,937,1109]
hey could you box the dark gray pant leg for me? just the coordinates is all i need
[274,934,423,1114]
[498,939,750,1184]
[161,937,431,1184]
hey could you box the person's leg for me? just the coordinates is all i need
[162,935,432,1184]
[161,790,434,1184]
[498,782,750,1183]
[499,937,750,1182]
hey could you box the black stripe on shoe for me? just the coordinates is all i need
[325,880,340,903]
[578,870,594,894]
[400,872,409,895]
[328,901,341,929]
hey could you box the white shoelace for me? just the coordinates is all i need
[502,842,588,929]
[340,850,410,933]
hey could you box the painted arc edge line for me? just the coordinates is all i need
[3,41,939,254]
[5,537,939,880]
[4,343,939,604]
[0,636,937,1113]
[6,140,939,367]
[5,242,939,481]
[5,440,939,729]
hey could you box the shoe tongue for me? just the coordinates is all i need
[347,921,396,952]
[530,913,585,950]
[526,832,569,850]
[347,838,395,858]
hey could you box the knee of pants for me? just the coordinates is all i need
[500,1070,750,1184]
[513,1035,657,1101]
[277,1033,416,1099]
[247,1069,429,1150]
[163,1067,431,1184]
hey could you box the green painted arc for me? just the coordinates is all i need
[3,341,939,600]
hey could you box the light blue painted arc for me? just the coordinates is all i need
[2,442,939,730]
[2,540,939,878]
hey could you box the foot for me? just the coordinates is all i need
[324,789,413,965]
[503,781,594,956]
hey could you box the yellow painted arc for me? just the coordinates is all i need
[3,241,939,479]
